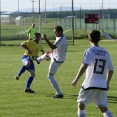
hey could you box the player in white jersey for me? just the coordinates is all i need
[34,26,67,98]
[72,30,114,117]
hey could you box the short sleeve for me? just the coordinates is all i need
[82,49,91,65]
[21,40,31,46]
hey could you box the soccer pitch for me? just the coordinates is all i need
[0,39,117,117]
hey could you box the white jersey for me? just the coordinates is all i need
[52,35,67,62]
[82,46,114,89]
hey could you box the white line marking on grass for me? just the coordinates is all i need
[63,29,72,34]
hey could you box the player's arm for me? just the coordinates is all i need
[39,43,45,55]
[106,70,113,90]
[27,33,29,39]
[72,63,88,87]
[27,31,29,38]
[27,28,31,39]
[46,50,53,54]
[21,45,31,54]
[40,49,45,55]
[42,34,56,50]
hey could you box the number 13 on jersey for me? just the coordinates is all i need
[93,59,106,74]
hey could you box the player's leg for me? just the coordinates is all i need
[77,89,99,117]
[34,53,51,63]
[77,88,90,117]
[48,59,63,98]
[25,69,35,93]
[48,74,63,98]
[93,90,113,117]
[78,103,86,117]
[15,66,27,80]
[99,106,113,117]
[15,55,29,80]
[25,60,35,93]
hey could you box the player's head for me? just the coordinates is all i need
[32,24,35,28]
[88,30,100,43]
[34,33,41,42]
[54,26,63,37]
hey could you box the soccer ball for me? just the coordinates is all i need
[45,56,51,61]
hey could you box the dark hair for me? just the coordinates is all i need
[88,30,100,43]
[54,25,63,32]
[35,33,41,36]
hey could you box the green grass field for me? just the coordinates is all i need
[0,39,117,117]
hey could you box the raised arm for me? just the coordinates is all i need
[42,34,57,50]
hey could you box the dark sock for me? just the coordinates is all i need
[18,66,27,76]
[26,76,34,89]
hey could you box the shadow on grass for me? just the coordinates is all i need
[45,93,78,100]
[107,96,117,104]
[64,94,78,100]
[0,43,20,46]
[67,50,79,52]
[30,91,117,102]
[45,94,117,102]
[63,95,117,102]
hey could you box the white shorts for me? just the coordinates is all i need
[77,88,107,108]
[49,58,62,74]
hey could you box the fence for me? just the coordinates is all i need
[61,17,117,32]
[0,13,117,42]
[0,14,41,41]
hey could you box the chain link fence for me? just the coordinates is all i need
[1,15,117,42]
[61,17,117,32]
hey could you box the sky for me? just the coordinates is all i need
[1,0,117,12]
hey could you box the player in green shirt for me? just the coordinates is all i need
[27,24,36,40]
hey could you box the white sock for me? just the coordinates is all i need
[103,110,113,117]
[37,54,46,62]
[78,110,86,117]
[48,74,62,95]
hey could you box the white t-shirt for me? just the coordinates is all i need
[82,46,114,89]
[52,35,67,62]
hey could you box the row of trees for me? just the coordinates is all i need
[9,8,117,20]
[40,9,117,19]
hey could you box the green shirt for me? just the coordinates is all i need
[28,27,36,40]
